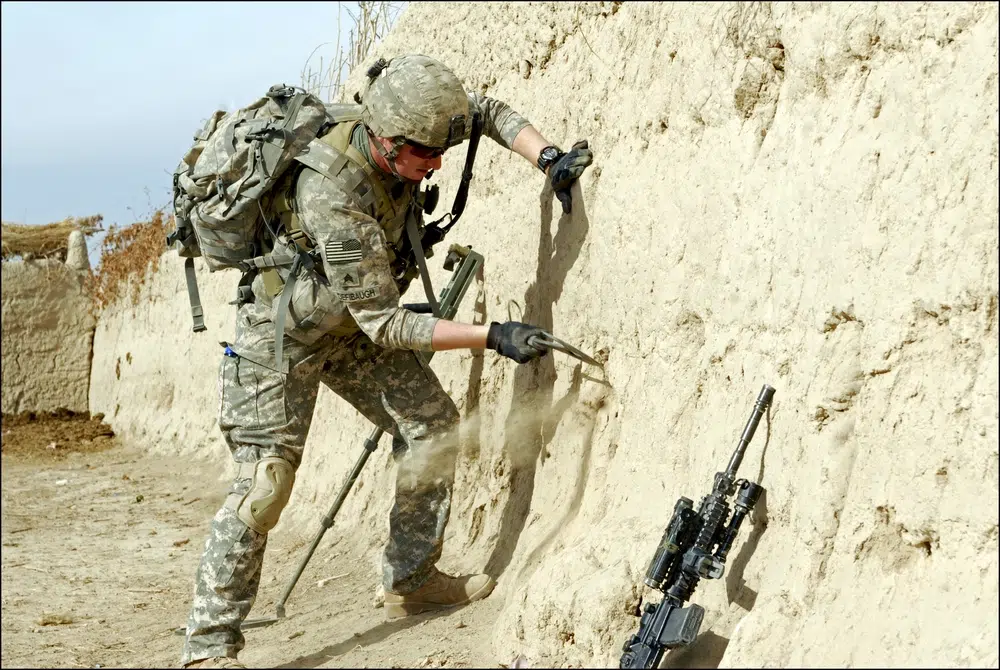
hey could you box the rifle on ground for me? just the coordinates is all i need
[619,384,775,669]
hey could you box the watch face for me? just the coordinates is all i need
[540,147,560,168]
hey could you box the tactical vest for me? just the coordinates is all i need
[238,105,425,369]
[256,111,408,298]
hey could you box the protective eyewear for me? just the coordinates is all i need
[405,141,446,160]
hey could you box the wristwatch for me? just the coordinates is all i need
[536,145,564,173]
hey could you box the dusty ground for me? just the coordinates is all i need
[0,416,530,669]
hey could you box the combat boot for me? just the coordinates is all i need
[183,657,245,669]
[384,568,496,620]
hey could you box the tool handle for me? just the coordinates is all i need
[526,333,549,349]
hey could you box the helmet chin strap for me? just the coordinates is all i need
[367,129,408,179]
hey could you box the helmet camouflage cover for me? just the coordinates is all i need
[361,54,469,149]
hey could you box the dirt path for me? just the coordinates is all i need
[1,417,518,669]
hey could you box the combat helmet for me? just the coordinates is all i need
[360,54,469,156]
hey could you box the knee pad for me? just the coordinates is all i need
[225,457,295,534]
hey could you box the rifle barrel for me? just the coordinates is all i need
[725,384,775,479]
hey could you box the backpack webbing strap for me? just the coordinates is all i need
[274,269,295,374]
[296,121,398,221]
[296,139,379,213]
[272,251,317,373]
[184,258,207,333]
[238,247,296,271]
[323,103,364,124]
[330,123,399,222]
[262,181,311,299]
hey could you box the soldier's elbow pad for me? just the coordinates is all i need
[225,458,296,535]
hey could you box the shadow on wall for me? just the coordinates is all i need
[661,630,731,669]
[725,488,767,611]
[484,180,591,580]
[461,264,489,453]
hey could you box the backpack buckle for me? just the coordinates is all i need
[229,285,255,306]
[266,84,297,99]
[290,250,314,277]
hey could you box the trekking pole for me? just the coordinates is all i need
[239,426,386,629]
[239,244,484,631]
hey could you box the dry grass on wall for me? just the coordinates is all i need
[85,211,172,312]
[0,215,103,261]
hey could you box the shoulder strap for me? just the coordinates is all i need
[324,103,364,124]
[294,121,398,221]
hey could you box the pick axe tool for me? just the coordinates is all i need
[527,331,603,367]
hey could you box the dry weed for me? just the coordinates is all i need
[301,1,405,103]
[716,1,779,60]
[85,210,171,312]
[1,215,103,261]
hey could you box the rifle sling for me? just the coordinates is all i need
[429,111,484,234]
[405,208,441,318]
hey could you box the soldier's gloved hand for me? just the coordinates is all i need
[487,321,549,364]
[420,224,446,250]
[549,140,593,214]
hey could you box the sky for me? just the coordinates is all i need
[0,1,376,266]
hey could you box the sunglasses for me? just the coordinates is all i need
[404,141,445,160]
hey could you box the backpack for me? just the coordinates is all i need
[168,84,329,331]
[168,83,482,370]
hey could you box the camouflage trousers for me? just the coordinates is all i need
[181,302,459,665]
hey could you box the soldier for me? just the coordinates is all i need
[181,54,593,668]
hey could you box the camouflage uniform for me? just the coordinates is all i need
[181,87,530,665]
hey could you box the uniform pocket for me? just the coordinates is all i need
[277,274,352,344]
[219,354,288,432]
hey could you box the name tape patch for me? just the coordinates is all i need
[325,239,363,265]
[337,287,379,302]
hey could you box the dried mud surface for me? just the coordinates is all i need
[2,409,115,460]
[1,421,529,669]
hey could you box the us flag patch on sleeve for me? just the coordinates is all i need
[325,239,363,265]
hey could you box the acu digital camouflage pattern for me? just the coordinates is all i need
[291,168,440,351]
[263,89,530,353]
[183,56,534,665]
[361,54,471,148]
[172,87,328,270]
[182,302,459,665]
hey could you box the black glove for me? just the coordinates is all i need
[421,223,446,250]
[549,140,593,214]
[487,321,549,364]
